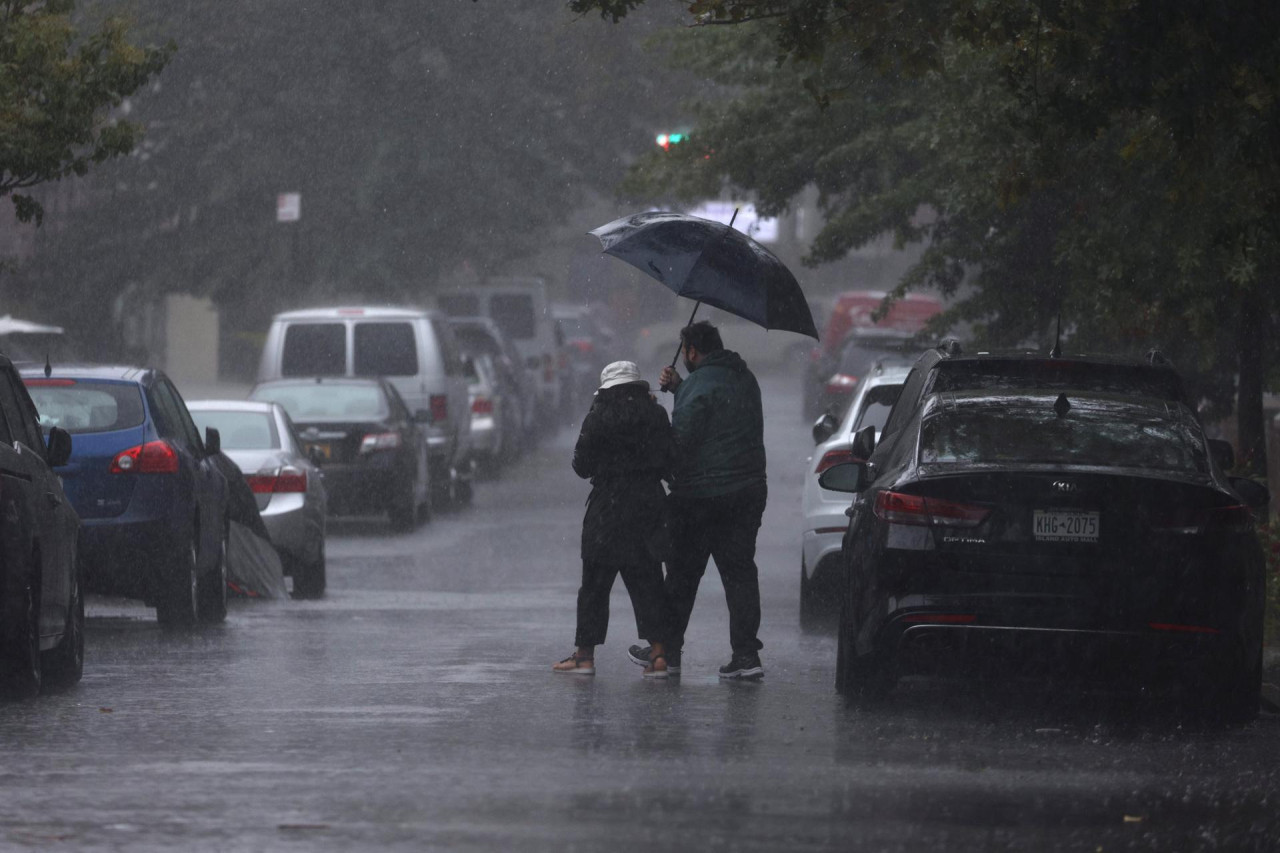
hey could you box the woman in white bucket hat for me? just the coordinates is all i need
[553,361,676,677]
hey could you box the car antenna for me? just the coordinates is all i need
[43,352,52,379]
[1049,313,1062,359]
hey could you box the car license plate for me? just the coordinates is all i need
[1033,510,1099,543]
[307,442,332,460]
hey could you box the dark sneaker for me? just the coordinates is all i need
[718,652,763,680]
[627,644,681,674]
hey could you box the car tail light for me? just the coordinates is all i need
[246,468,307,494]
[109,440,179,474]
[430,394,448,423]
[360,432,401,454]
[824,374,859,394]
[1148,622,1221,635]
[471,397,494,416]
[874,490,990,528]
[1152,505,1253,534]
[23,378,76,387]
[815,448,862,475]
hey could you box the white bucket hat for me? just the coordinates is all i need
[597,360,649,392]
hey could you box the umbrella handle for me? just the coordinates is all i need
[663,301,701,392]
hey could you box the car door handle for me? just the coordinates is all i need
[46,492,61,509]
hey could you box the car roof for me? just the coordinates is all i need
[18,363,154,383]
[922,389,1195,422]
[186,400,279,414]
[271,305,436,321]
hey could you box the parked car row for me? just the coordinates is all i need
[805,342,1270,721]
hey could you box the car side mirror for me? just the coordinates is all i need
[46,427,72,468]
[818,461,870,494]
[414,408,432,424]
[1208,439,1235,471]
[811,413,840,445]
[204,426,221,456]
[1228,476,1270,511]
[851,424,876,461]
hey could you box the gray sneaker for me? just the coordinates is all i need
[718,652,763,680]
[627,644,681,674]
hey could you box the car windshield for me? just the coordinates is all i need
[852,384,903,434]
[919,395,1208,473]
[190,410,279,450]
[251,383,387,421]
[25,381,146,434]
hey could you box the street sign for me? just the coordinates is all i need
[277,192,301,223]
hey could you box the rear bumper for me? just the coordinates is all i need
[79,516,187,600]
[319,461,409,515]
[261,493,323,563]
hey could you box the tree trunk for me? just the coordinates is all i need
[1237,288,1267,478]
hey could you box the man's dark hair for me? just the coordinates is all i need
[680,320,723,354]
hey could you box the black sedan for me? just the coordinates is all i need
[0,355,81,696]
[249,377,429,531]
[821,389,1268,720]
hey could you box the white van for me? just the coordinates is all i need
[437,278,562,424]
[256,306,472,502]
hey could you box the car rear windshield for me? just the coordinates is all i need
[931,360,1185,401]
[282,323,346,376]
[354,322,418,376]
[489,294,536,340]
[252,383,387,421]
[919,399,1207,473]
[190,410,279,450]
[26,381,145,434]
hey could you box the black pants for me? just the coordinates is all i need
[665,481,767,656]
[574,557,670,648]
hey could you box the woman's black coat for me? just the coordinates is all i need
[572,384,676,564]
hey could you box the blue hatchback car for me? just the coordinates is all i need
[21,366,230,625]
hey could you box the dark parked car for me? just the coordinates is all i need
[811,329,920,417]
[249,377,429,531]
[0,356,81,696]
[22,365,229,627]
[822,385,1268,720]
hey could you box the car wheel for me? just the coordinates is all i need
[389,480,418,531]
[1216,647,1262,724]
[835,603,893,703]
[197,531,228,623]
[799,558,818,631]
[2,576,42,698]
[155,542,199,627]
[292,542,327,599]
[43,562,84,688]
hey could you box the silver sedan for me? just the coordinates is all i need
[188,400,328,597]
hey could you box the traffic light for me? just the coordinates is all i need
[655,132,689,151]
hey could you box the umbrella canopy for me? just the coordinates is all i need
[589,211,819,340]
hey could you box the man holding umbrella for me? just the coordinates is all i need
[629,320,767,679]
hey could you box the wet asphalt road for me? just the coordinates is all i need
[1,371,1278,852]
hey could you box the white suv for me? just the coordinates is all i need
[800,362,911,627]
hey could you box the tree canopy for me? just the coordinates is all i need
[572,0,1280,473]
[0,0,171,224]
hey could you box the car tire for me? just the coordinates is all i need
[2,575,42,698]
[156,542,199,627]
[799,558,818,632]
[43,562,84,688]
[197,531,228,623]
[292,543,327,599]
[835,603,893,702]
[1216,648,1262,724]
[389,480,418,532]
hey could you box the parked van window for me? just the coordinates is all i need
[283,323,345,376]
[489,294,536,340]
[354,322,418,377]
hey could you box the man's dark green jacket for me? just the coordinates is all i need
[670,349,766,498]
